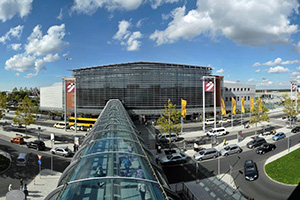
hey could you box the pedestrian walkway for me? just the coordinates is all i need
[0,170,61,200]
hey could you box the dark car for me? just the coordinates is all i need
[246,137,266,149]
[291,126,300,133]
[27,140,46,150]
[244,160,258,181]
[256,143,276,154]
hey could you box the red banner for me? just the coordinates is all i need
[205,81,214,92]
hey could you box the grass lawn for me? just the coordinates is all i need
[265,147,300,185]
[0,155,10,173]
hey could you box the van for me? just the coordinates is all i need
[53,122,69,129]
[158,132,178,143]
[194,148,219,161]
[206,127,229,137]
[16,153,28,167]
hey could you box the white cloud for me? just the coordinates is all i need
[5,53,36,72]
[136,18,147,28]
[296,41,300,53]
[253,57,300,67]
[216,68,224,73]
[43,53,60,62]
[113,20,131,40]
[255,69,261,73]
[150,0,181,9]
[150,1,299,46]
[248,78,255,82]
[268,66,289,73]
[9,43,22,51]
[25,24,68,56]
[0,25,24,44]
[15,73,20,77]
[71,0,143,14]
[113,20,142,51]
[57,9,63,20]
[5,24,68,77]
[127,31,142,51]
[259,78,273,86]
[0,0,33,22]
[298,66,300,71]
[291,71,300,77]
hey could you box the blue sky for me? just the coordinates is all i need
[0,0,300,90]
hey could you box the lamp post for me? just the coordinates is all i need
[38,127,41,140]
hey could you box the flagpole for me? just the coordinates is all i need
[231,98,233,128]
[214,77,216,129]
[74,78,77,134]
[181,99,183,135]
[203,79,205,132]
[64,79,67,132]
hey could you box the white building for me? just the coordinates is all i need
[223,81,256,111]
[40,82,63,111]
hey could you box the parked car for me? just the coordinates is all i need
[160,153,187,165]
[10,136,25,144]
[219,118,230,124]
[272,132,286,141]
[205,118,218,125]
[246,137,266,149]
[70,125,84,131]
[219,144,242,156]
[244,160,258,181]
[11,123,24,128]
[194,148,219,161]
[256,143,276,154]
[16,153,28,167]
[26,140,46,150]
[206,127,229,137]
[50,146,72,157]
[53,122,69,129]
[158,132,178,143]
[291,126,300,133]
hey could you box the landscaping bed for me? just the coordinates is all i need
[265,147,300,185]
[0,154,10,173]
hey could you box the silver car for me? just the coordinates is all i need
[194,148,219,161]
[219,144,242,156]
[50,146,72,157]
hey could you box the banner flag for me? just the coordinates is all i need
[232,97,236,115]
[181,99,187,118]
[241,97,245,114]
[250,97,254,112]
[205,81,214,92]
[221,98,226,115]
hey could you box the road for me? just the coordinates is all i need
[0,138,71,197]
[161,133,300,200]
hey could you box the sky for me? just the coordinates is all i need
[0,0,300,90]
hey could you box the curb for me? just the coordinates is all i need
[263,146,300,187]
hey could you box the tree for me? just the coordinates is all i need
[157,99,181,147]
[13,96,36,133]
[0,93,7,119]
[282,93,297,127]
[249,98,270,134]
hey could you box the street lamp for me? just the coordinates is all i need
[38,127,41,140]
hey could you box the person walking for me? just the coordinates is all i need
[223,139,227,146]
[137,183,146,200]
[8,184,12,192]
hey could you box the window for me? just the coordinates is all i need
[237,97,239,101]
[229,88,232,91]
[248,88,250,91]
[226,97,228,101]
[225,88,228,91]
[230,98,232,101]
[241,88,243,91]
[237,88,239,91]
[233,88,235,91]
[248,96,250,100]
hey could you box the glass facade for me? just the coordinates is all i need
[45,99,180,200]
[73,62,213,110]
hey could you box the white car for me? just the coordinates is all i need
[206,127,229,137]
[205,118,217,125]
[53,122,69,129]
[219,118,230,124]
[70,125,84,131]
[50,146,72,157]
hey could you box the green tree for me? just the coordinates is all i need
[13,96,36,133]
[157,99,181,146]
[0,93,7,119]
[282,93,297,127]
[249,98,270,134]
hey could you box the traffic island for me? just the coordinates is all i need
[265,147,300,185]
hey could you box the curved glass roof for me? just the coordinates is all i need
[46,99,179,200]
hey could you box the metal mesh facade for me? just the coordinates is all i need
[73,62,213,111]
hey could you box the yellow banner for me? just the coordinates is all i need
[232,97,236,115]
[250,97,254,112]
[181,99,187,118]
[221,98,226,115]
[241,97,245,114]
[258,97,262,111]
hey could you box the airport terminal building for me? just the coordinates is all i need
[71,61,223,115]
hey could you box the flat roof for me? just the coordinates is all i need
[72,61,213,72]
